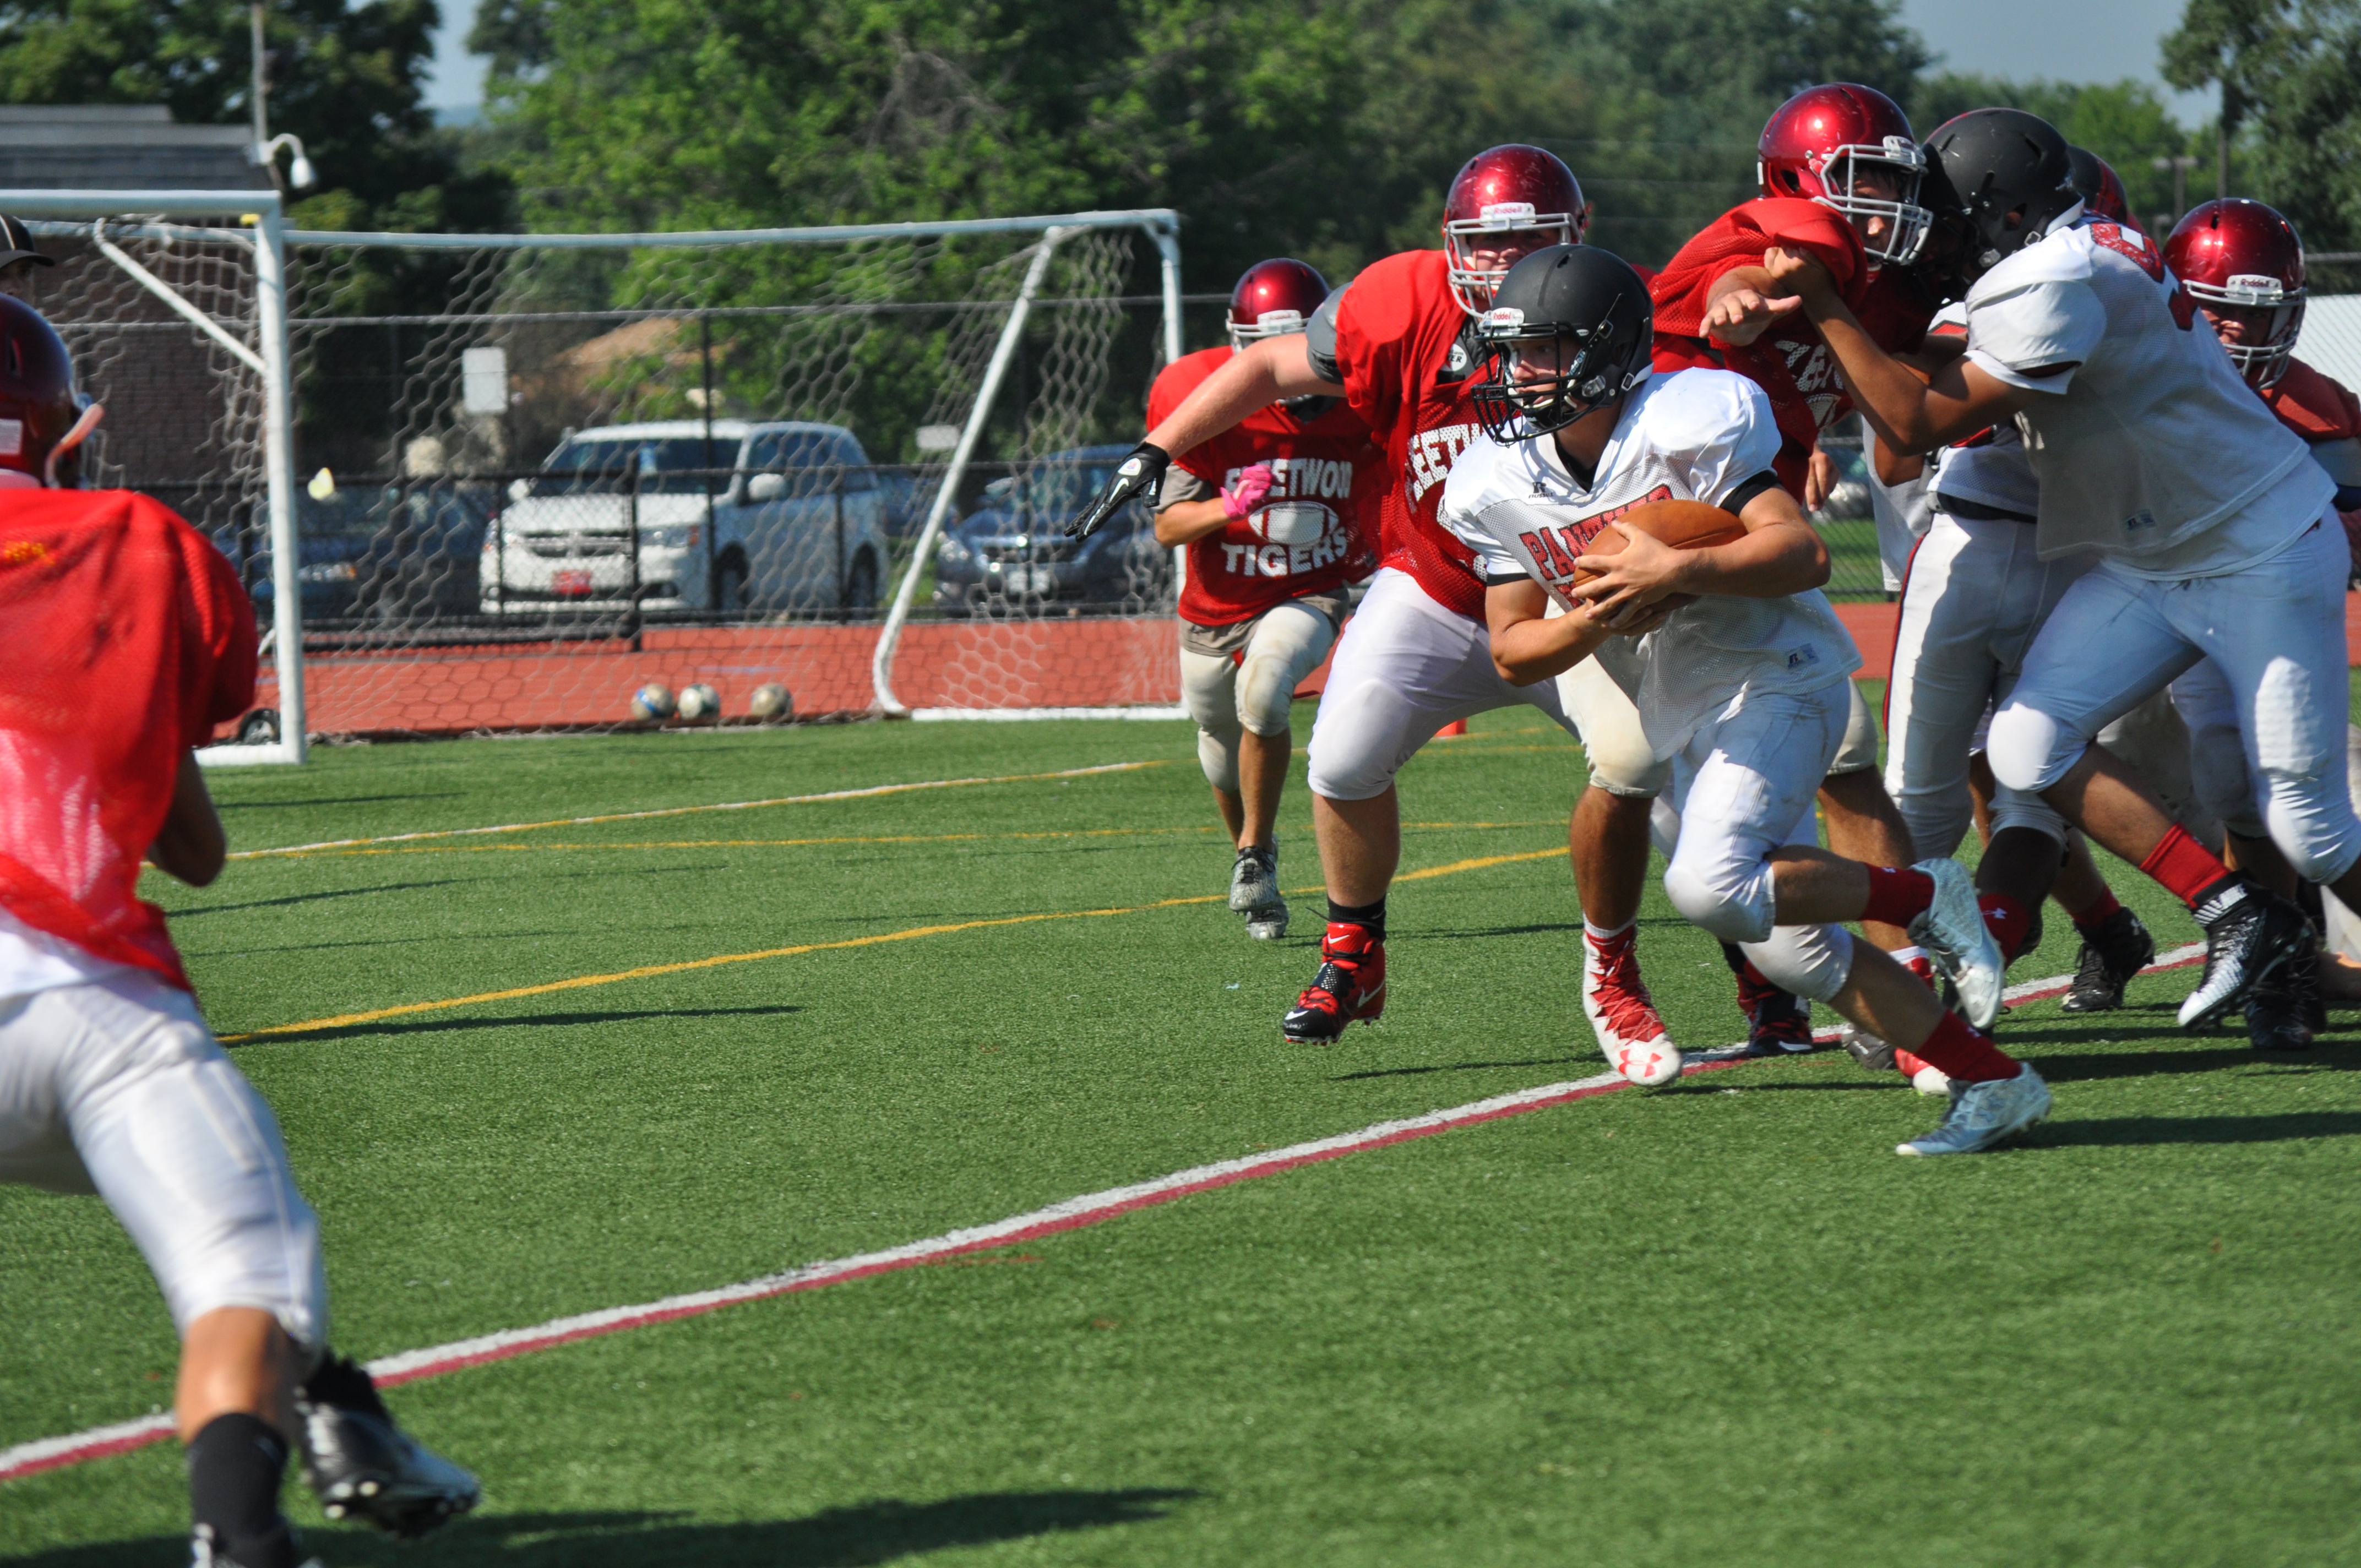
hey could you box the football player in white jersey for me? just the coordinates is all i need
[1441,244,2048,1155]
[1771,108,2339,1046]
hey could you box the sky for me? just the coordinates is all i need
[422,0,2219,123]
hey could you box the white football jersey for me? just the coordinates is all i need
[1966,221,2333,572]
[1441,368,1860,759]
[1925,304,2041,521]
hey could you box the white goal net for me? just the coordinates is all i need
[5,194,1189,747]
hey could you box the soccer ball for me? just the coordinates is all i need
[747,683,793,722]
[630,682,676,720]
[677,683,722,723]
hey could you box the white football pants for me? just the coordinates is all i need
[1561,656,1878,799]
[1990,514,2361,885]
[1305,567,1577,801]
[0,968,327,1348]
[1180,598,1340,793]
[1883,511,2089,857]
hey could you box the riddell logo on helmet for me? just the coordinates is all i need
[1478,203,1538,226]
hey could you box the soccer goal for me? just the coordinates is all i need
[1,194,1190,748]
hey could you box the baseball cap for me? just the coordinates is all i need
[0,215,54,269]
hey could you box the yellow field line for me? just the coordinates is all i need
[254,820,1563,861]
[216,846,1564,1043]
[227,760,1176,860]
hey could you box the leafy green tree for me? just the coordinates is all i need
[1911,75,2205,231]
[2164,0,2361,251]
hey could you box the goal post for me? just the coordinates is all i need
[0,188,307,765]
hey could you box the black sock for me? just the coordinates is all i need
[188,1412,296,1568]
[1327,897,1385,942]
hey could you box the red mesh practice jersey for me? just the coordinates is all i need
[1330,249,1496,618]
[1651,199,1929,493]
[1149,346,1382,627]
[2263,357,2361,443]
[0,490,255,989]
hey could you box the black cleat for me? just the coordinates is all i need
[2060,907,2156,1014]
[2245,923,2322,1050]
[2178,884,2313,1032]
[295,1355,479,1540]
[1281,923,1386,1043]
[1722,942,1813,1055]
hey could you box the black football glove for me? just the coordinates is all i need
[1065,442,1169,540]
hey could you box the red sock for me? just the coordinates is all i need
[2070,887,2123,933]
[2139,824,2233,910]
[1895,1047,1931,1078]
[1908,1011,2019,1085]
[1860,865,1935,927]
[1979,893,2033,960]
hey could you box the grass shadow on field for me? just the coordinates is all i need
[226,1005,806,1048]
[2034,1110,2361,1147]
[2015,1041,2361,1082]
[171,880,471,918]
[2,1491,1201,1567]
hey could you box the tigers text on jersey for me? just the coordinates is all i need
[1439,368,1860,759]
[1649,199,1933,494]
[1313,248,1495,619]
[1148,346,1381,627]
[1964,220,2333,573]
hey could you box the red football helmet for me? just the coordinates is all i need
[0,294,99,488]
[1227,258,1329,352]
[1758,83,1930,266]
[2165,198,2306,389]
[2065,146,2135,228]
[1441,145,1588,317]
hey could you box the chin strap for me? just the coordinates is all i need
[42,399,102,487]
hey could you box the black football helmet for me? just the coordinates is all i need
[1470,245,1653,442]
[1918,109,2079,288]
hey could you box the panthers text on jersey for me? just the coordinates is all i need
[1439,367,1859,758]
[1148,345,1382,626]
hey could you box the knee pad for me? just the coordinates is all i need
[1234,649,1301,738]
[1589,746,1674,799]
[1196,726,1241,794]
[1663,856,1775,946]
[1987,782,2069,847]
[2261,766,2361,884]
[1742,924,1854,1005]
[1986,701,2076,794]
[1829,682,1880,774]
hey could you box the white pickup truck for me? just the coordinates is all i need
[481,420,890,616]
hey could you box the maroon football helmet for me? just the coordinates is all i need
[1758,83,1930,266]
[0,294,99,488]
[1227,258,1329,352]
[2065,146,2135,228]
[1441,145,1588,317]
[2165,198,2306,389]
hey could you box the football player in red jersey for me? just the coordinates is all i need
[1561,84,1936,1069]
[1149,259,1382,939]
[0,297,477,1562]
[2158,197,2361,1019]
[1069,145,1590,1043]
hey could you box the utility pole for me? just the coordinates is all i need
[250,4,268,146]
[2153,155,2199,226]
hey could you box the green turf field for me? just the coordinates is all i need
[4,704,2358,1566]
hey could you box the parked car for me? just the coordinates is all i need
[481,420,890,616]
[244,482,490,625]
[931,445,1172,614]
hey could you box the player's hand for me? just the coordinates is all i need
[1570,522,1685,623]
[1067,442,1170,540]
[1221,463,1274,521]
[1804,447,1836,511]
[1701,286,1803,347]
[1761,247,1838,309]
[1603,592,1694,637]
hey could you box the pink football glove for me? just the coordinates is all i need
[1221,464,1274,521]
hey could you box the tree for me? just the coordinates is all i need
[1911,75,2205,232]
[2164,0,2361,252]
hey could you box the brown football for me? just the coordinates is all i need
[1569,498,1748,585]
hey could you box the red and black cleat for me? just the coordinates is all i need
[1722,943,1815,1056]
[1281,923,1387,1043]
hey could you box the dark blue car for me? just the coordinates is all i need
[930,445,1173,614]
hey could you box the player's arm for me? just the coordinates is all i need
[1572,482,1829,620]
[1765,248,2042,453]
[1154,462,1276,548]
[1486,578,1618,687]
[1154,498,1230,547]
[1699,265,1810,349]
[149,748,226,887]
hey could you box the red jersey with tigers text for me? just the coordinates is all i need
[0,491,255,990]
[1149,346,1380,627]
[1650,198,1930,493]
[1326,249,1497,619]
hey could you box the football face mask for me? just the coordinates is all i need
[1471,294,1640,443]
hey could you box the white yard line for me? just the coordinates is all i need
[0,943,2211,1484]
[230,761,1171,859]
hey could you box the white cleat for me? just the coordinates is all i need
[1583,927,1683,1086]
[1896,1064,2051,1156]
[1910,1064,1952,1096]
[1244,896,1290,941]
[1907,859,2004,1030]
